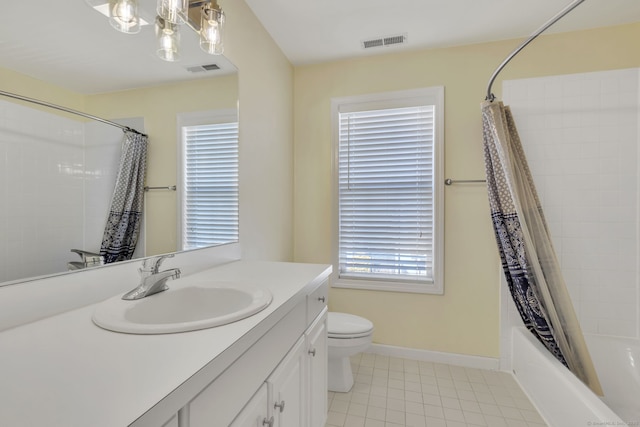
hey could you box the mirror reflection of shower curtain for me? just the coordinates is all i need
[481,100,603,396]
[99,131,148,264]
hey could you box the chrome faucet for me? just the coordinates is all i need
[122,254,181,300]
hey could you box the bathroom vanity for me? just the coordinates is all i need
[0,259,331,427]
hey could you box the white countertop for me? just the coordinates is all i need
[0,260,331,427]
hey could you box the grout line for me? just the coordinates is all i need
[325,352,547,427]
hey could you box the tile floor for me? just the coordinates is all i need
[325,352,548,427]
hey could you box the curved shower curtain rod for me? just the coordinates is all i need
[0,89,147,136]
[486,0,587,102]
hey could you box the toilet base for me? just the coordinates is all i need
[328,356,354,393]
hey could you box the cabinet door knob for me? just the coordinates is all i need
[274,400,285,412]
[262,416,274,427]
[309,348,316,357]
[318,296,326,303]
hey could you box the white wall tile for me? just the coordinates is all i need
[500,68,640,368]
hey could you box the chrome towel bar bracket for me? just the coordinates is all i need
[144,185,177,191]
[444,178,486,186]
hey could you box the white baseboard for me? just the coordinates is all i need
[367,343,501,371]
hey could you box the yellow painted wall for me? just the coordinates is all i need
[222,0,295,261]
[0,67,85,117]
[292,23,640,357]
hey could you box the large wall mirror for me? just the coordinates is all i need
[0,0,238,286]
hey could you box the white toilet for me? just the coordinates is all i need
[327,312,374,392]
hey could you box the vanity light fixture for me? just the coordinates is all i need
[155,0,226,61]
[88,0,225,62]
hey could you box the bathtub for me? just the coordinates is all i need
[511,327,640,427]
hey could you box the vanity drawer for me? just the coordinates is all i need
[307,279,328,324]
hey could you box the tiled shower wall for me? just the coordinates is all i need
[0,99,143,282]
[500,68,640,366]
[0,100,85,282]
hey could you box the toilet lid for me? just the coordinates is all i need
[328,312,373,336]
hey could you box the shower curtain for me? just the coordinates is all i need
[481,100,603,396]
[99,130,148,264]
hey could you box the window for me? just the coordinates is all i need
[332,88,444,294]
[178,109,239,250]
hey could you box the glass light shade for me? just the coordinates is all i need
[199,6,225,55]
[157,0,187,25]
[108,0,140,34]
[155,17,181,62]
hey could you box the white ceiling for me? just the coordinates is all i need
[0,0,236,94]
[245,0,640,65]
[0,1,639,95]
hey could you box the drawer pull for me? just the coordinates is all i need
[318,296,326,303]
[263,416,274,427]
[309,348,316,357]
[274,400,285,412]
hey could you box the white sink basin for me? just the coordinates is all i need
[93,283,272,334]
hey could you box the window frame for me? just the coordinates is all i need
[331,87,444,294]
[176,108,239,251]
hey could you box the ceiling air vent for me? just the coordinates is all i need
[361,33,407,50]
[186,63,221,73]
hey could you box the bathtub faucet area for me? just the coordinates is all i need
[67,249,105,271]
[122,254,181,301]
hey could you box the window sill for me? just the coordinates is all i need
[332,277,443,295]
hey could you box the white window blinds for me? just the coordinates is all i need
[338,105,435,283]
[182,121,239,250]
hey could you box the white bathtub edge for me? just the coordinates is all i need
[511,327,626,427]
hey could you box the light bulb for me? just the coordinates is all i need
[203,20,220,44]
[155,16,181,62]
[108,0,140,34]
[114,1,135,22]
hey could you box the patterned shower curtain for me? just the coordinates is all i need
[481,100,603,396]
[100,130,148,264]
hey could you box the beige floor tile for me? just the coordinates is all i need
[324,353,547,427]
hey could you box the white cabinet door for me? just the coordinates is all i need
[268,336,306,427]
[306,309,328,427]
[230,384,270,427]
